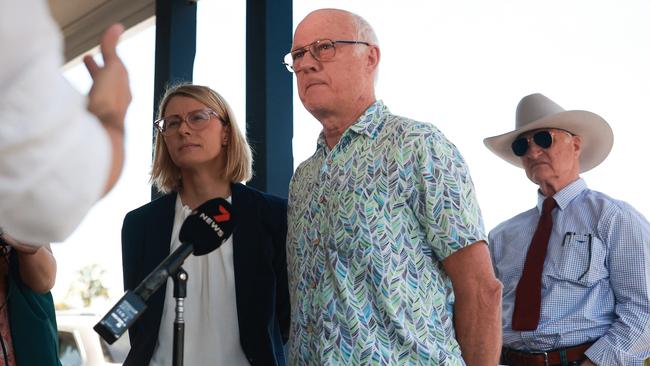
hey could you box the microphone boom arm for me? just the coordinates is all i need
[135,243,194,301]
[94,243,194,344]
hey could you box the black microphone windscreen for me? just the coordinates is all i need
[179,198,234,256]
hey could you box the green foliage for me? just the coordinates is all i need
[65,263,110,308]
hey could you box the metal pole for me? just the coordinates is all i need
[172,267,188,366]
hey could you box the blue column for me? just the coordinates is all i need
[246,0,294,198]
[152,0,197,199]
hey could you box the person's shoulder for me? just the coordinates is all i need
[385,113,442,137]
[383,113,455,151]
[489,207,537,237]
[124,193,175,221]
[233,184,287,231]
[233,183,287,208]
[584,188,649,223]
[290,149,327,193]
[386,114,470,167]
[296,148,321,167]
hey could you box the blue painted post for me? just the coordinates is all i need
[246,0,293,198]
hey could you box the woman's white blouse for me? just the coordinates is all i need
[149,196,249,366]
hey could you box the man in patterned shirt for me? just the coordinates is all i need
[484,93,650,365]
[283,8,502,365]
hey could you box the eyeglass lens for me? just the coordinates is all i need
[511,130,553,156]
[158,109,213,134]
[284,40,337,71]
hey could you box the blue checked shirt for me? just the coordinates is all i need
[489,178,650,365]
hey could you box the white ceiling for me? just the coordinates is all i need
[48,0,155,61]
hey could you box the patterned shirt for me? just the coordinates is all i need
[287,101,486,365]
[489,178,650,365]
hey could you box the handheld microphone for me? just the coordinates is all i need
[94,198,234,344]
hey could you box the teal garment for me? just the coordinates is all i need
[287,101,486,365]
[6,251,61,365]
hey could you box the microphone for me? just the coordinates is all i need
[94,198,234,344]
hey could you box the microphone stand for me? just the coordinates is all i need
[172,267,188,366]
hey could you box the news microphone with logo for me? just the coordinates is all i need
[94,198,234,344]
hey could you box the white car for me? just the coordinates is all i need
[57,312,130,366]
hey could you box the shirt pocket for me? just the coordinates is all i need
[551,233,608,286]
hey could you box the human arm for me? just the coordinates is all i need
[1,232,56,293]
[0,0,130,244]
[412,128,501,364]
[443,240,502,366]
[583,207,650,365]
[83,23,132,194]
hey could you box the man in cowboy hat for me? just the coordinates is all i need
[484,93,650,366]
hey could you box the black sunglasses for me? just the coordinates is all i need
[511,130,554,157]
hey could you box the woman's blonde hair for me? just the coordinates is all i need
[150,83,253,193]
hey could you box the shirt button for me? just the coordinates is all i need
[319,196,327,204]
[312,238,320,246]
[310,281,317,289]
[306,325,313,333]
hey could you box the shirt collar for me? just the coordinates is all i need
[316,100,388,149]
[536,178,587,212]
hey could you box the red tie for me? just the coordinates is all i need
[512,197,557,331]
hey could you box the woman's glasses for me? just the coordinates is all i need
[154,108,221,136]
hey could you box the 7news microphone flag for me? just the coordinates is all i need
[94,198,234,344]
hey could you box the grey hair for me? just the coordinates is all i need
[351,13,379,51]
[348,11,379,83]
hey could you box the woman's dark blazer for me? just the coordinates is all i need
[121,183,289,366]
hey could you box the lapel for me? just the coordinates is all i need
[231,183,256,310]
[144,193,177,330]
[146,193,177,268]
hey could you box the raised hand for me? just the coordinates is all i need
[84,23,132,133]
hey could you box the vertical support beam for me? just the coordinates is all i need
[246,0,293,197]
[152,0,197,199]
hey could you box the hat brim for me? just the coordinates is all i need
[483,110,613,173]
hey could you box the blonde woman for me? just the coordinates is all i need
[121,84,289,366]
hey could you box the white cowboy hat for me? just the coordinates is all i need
[483,93,613,173]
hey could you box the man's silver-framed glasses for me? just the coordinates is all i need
[282,39,370,72]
